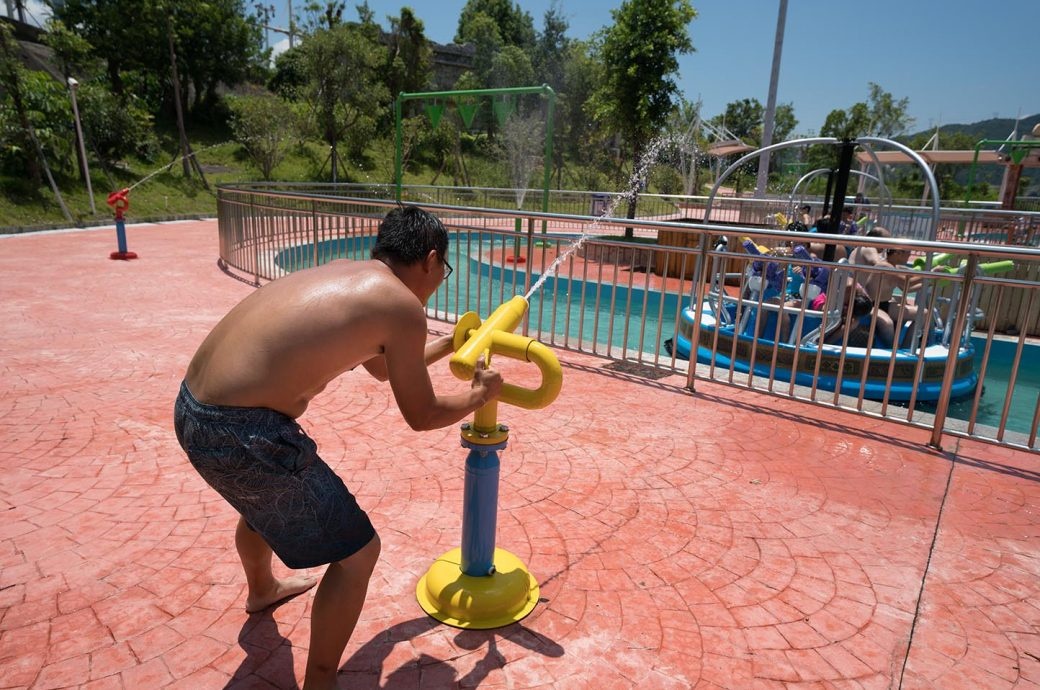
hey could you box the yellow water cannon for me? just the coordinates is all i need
[417,295,563,629]
[449,295,563,444]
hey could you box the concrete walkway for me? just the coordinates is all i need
[1,221,1037,689]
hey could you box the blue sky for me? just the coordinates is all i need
[268,0,1039,136]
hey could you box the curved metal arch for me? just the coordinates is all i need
[856,136,941,241]
[788,168,893,215]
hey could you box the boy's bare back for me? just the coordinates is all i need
[185,259,423,418]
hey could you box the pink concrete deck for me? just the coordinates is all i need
[1,220,1038,690]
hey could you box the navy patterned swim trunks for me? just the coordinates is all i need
[174,381,376,569]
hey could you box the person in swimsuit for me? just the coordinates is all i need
[174,206,502,690]
[848,227,923,348]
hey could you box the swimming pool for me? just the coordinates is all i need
[275,234,1039,435]
[952,336,1040,435]
[275,232,684,358]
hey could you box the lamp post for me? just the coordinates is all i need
[754,0,788,199]
[67,77,96,215]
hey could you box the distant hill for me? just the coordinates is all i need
[900,114,1040,199]
[905,114,1040,143]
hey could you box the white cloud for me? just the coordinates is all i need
[270,36,291,61]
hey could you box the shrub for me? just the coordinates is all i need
[227,93,297,180]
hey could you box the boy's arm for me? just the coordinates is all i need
[362,332,454,382]
[383,309,501,431]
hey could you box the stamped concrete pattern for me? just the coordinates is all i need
[0,221,1038,689]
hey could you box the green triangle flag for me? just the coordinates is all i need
[424,102,444,129]
[1009,146,1027,165]
[456,98,480,129]
[493,97,516,127]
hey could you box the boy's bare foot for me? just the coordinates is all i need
[246,575,318,613]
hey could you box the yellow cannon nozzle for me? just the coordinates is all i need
[450,296,529,381]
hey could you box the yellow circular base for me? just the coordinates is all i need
[416,547,539,629]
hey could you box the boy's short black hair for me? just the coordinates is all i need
[371,206,448,265]
[851,293,874,318]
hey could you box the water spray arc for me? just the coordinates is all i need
[416,296,562,629]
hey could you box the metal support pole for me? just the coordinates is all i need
[541,84,555,233]
[929,254,978,450]
[394,85,556,212]
[394,94,403,201]
[685,232,713,392]
[822,140,855,262]
[460,439,505,576]
[68,78,95,215]
[754,0,788,198]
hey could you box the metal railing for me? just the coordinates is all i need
[220,182,1040,245]
[216,184,1040,453]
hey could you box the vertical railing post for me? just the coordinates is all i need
[929,254,978,450]
[312,199,319,268]
[685,228,713,392]
[249,193,259,285]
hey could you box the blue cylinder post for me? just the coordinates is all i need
[460,440,505,576]
[115,217,128,254]
[107,188,137,260]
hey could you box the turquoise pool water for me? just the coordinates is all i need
[276,235,1038,435]
[276,232,683,357]
[951,336,1040,434]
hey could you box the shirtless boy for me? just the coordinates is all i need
[848,227,922,347]
[174,206,502,689]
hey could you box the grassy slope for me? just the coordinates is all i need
[0,126,451,230]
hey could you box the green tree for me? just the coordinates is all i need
[386,7,432,99]
[712,98,762,142]
[78,81,158,164]
[557,39,603,189]
[174,0,266,114]
[300,1,346,31]
[457,13,503,87]
[772,104,797,142]
[816,84,912,141]
[456,0,535,52]
[866,82,914,138]
[299,22,387,181]
[820,102,870,140]
[56,0,264,115]
[54,0,149,96]
[41,19,96,79]
[803,102,871,182]
[534,5,570,92]
[708,99,796,144]
[228,93,297,180]
[487,45,535,89]
[707,97,798,192]
[804,84,913,197]
[0,23,44,186]
[269,45,309,101]
[589,0,696,235]
[385,6,432,132]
